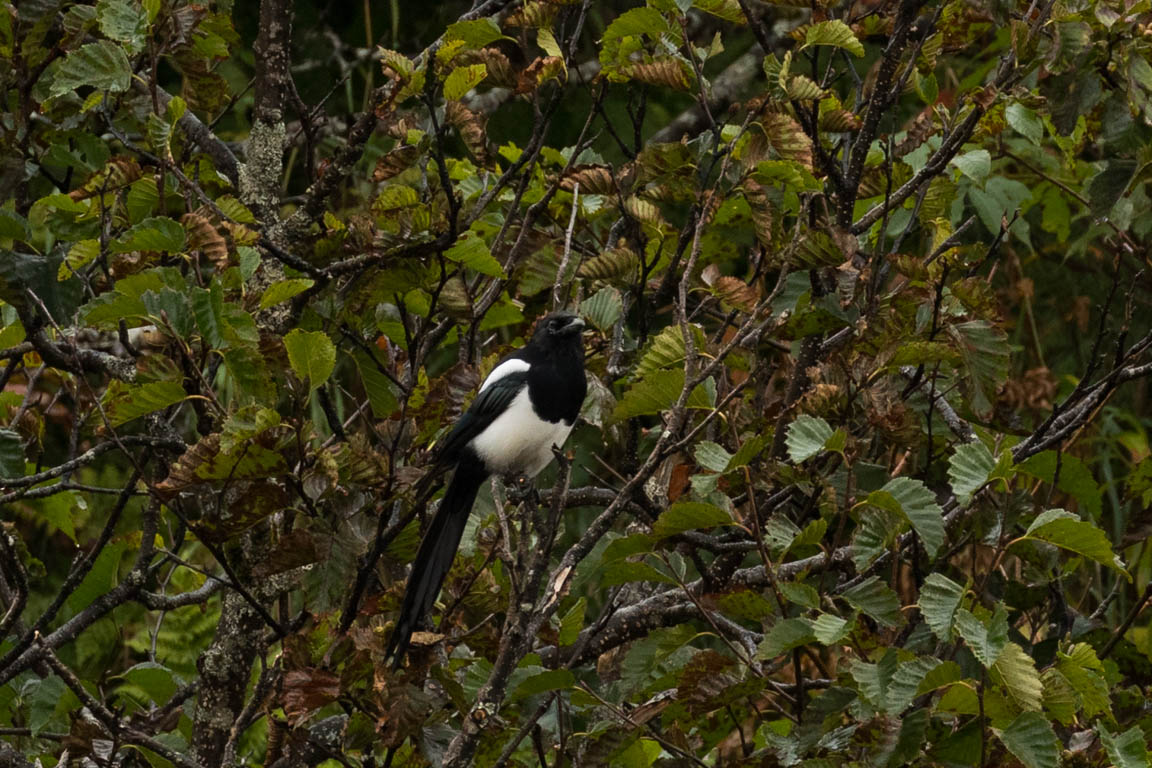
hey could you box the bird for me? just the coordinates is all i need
[384,311,588,668]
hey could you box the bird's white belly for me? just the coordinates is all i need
[469,389,574,477]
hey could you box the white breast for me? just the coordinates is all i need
[469,388,574,477]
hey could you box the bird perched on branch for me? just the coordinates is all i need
[385,311,588,668]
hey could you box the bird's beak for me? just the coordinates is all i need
[565,316,586,334]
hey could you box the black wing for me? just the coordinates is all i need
[435,370,528,465]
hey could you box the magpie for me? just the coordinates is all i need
[385,311,588,668]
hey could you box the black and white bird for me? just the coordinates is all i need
[385,311,588,667]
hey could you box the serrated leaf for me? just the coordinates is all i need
[191,281,228,349]
[1056,643,1111,717]
[97,0,146,52]
[101,380,185,427]
[840,577,902,628]
[992,641,1043,712]
[580,286,622,333]
[785,414,836,462]
[0,209,31,241]
[112,216,186,253]
[116,662,178,704]
[997,712,1059,768]
[558,597,586,646]
[1016,452,1101,519]
[652,501,732,538]
[259,278,315,309]
[49,40,132,98]
[881,476,945,557]
[614,368,714,420]
[1097,725,1151,768]
[126,177,158,223]
[445,232,504,277]
[918,573,965,640]
[694,441,732,472]
[0,428,26,479]
[950,149,991,183]
[758,618,815,658]
[812,613,851,645]
[284,329,336,391]
[444,63,487,100]
[803,20,864,56]
[948,320,1010,418]
[949,442,996,505]
[954,605,1008,668]
[1040,668,1077,725]
[1021,508,1127,578]
[1006,103,1043,144]
[352,350,398,419]
[508,669,574,702]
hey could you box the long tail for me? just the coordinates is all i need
[385,459,487,668]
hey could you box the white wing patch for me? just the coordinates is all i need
[470,388,574,477]
[479,358,531,393]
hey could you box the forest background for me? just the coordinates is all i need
[2,0,1152,766]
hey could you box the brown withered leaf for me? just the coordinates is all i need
[157,433,288,498]
[192,481,292,543]
[256,529,320,578]
[373,144,420,182]
[505,1,559,28]
[444,101,489,165]
[70,157,142,201]
[560,164,617,196]
[182,211,229,270]
[282,668,341,725]
[761,111,813,170]
[713,276,760,312]
[626,58,693,90]
[518,56,566,92]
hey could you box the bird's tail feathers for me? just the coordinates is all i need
[385,459,487,669]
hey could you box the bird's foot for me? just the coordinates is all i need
[505,474,539,506]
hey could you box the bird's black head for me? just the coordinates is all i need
[533,312,586,345]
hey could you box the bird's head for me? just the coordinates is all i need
[534,312,586,344]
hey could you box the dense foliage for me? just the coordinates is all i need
[2,0,1152,766]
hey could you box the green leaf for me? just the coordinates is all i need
[352,350,398,418]
[1055,643,1111,718]
[0,428,25,479]
[126,177,158,223]
[779,581,820,610]
[758,618,815,658]
[918,573,965,641]
[219,406,282,454]
[614,368,714,420]
[259,278,315,309]
[508,669,574,702]
[885,656,941,713]
[59,239,100,279]
[1016,452,1102,519]
[116,662,178,704]
[444,18,505,48]
[1020,508,1127,578]
[954,605,1008,668]
[785,414,835,462]
[444,63,487,100]
[1006,103,1044,144]
[948,320,1010,418]
[49,40,132,98]
[1097,725,1151,768]
[191,282,228,349]
[652,501,732,538]
[881,476,944,557]
[112,217,187,253]
[1040,668,1078,725]
[1087,159,1138,218]
[948,441,996,505]
[997,712,1059,768]
[992,641,1043,712]
[284,329,336,391]
[950,149,991,183]
[694,441,732,472]
[558,598,586,646]
[803,20,864,57]
[445,232,505,277]
[602,559,676,586]
[96,0,147,53]
[840,577,903,628]
[812,613,851,645]
[580,287,623,333]
[27,676,66,736]
[101,380,186,427]
[0,209,31,241]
